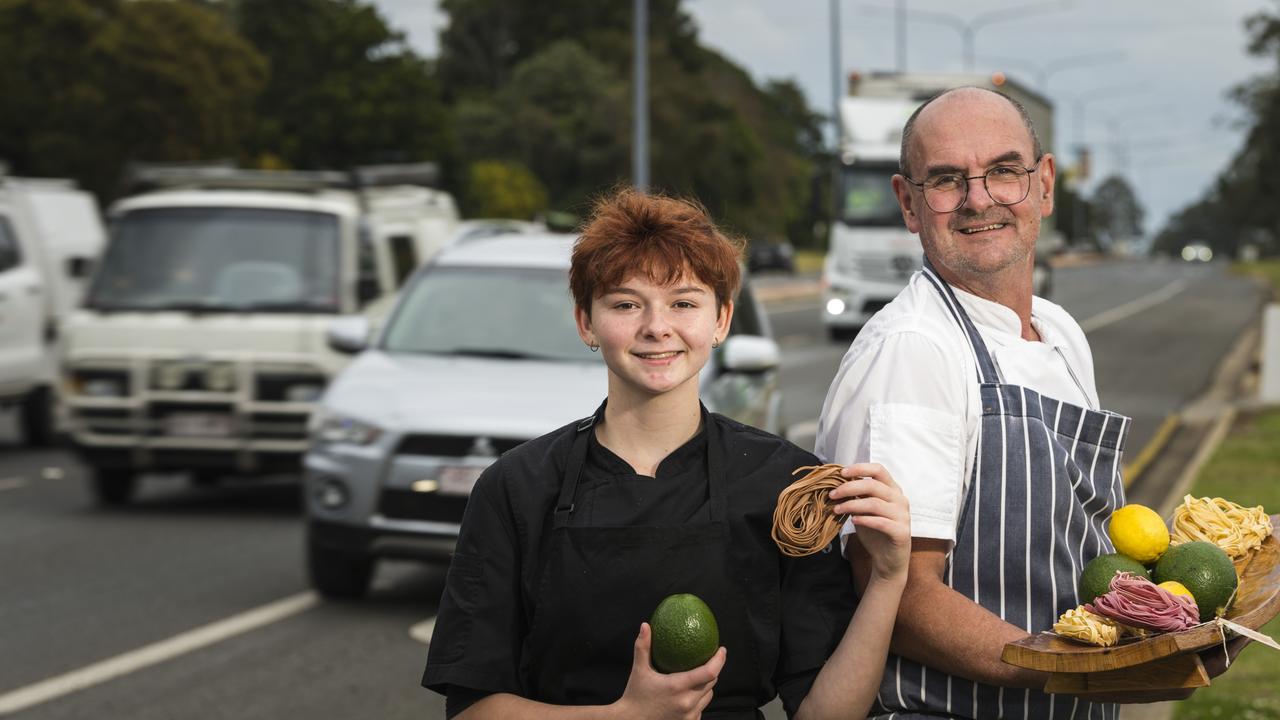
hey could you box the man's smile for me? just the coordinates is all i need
[957,222,1008,235]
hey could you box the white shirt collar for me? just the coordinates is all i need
[949,285,1064,349]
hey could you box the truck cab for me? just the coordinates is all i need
[59,165,459,504]
[822,72,1056,339]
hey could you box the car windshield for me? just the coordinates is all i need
[840,163,904,227]
[88,207,341,312]
[382,266,600,363]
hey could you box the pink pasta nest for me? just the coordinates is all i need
[1084,572,1200,632]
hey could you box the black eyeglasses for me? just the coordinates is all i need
[902,158,1043,213]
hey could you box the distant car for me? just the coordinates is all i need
[1181,243,1214,262]
[446,218,545,246]
[303,233,784,598]
[747,239,795,273]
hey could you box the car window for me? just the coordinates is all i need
[389,234,417,287]
[0,218,20,272]
[382,265,600,363]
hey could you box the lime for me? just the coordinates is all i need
[1153,541,1239,623]
[1079,552,1151,604]
[1108,504,1170,564]
[649,593,719,673]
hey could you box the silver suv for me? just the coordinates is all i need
[303,233,782,598]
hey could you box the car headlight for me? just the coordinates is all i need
[82,377,127,397]
[310,410,383,446]
[67,370,130,398]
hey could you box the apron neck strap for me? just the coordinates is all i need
[921,257,1002,385]
[554,400,724,528]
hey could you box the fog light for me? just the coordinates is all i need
[315,477,349,509]
[286,383,324,403]
[411,479,440,493]
[826,298,846,316]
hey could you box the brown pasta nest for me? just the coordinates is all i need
[771,464,846,557]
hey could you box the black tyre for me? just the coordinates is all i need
[308,536,373,599]
[20,386,53,447]
[92,467,136,506]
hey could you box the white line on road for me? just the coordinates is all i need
[409,617,437,645]
[0,477,27,492]
[1079,280,1187,333]
[0,591,318,715]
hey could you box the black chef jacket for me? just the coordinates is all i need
[422,410,857,718]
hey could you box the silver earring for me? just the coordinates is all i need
[712,338,719,349]
[589,344,599,352]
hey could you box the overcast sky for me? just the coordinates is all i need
[368,0,1273,236]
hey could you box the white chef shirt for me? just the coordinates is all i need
[814,270,1101,544]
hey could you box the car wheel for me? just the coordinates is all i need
[308,536,374,599]
[20,386,53,447]
[92,467,136,506]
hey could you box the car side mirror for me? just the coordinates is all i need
[66,256,94,279]
[718,335,779,373]
[327,316,371,354]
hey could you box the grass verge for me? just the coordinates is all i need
[1172,408,1280,720]
[794,249,824,275]
[1233,259,1280,298]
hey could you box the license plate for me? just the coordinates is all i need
[163,412,234,438]
[438,465,484,496]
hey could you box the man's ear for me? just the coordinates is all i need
[892,174,922,233]
[1038,153,1056,218]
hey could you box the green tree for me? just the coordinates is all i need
[465,160,549,219]
[436,0,825,241]
[0,0,266,198]
[233,0,451,171]
[1090,175,1145,249]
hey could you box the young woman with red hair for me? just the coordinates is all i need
[423,189,910,719]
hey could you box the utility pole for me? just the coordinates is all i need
[633,0,649,191]
[831,0,843,231]
[896,0,906,72]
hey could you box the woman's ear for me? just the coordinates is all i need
[574,305,595,347]
[717,300,734,342]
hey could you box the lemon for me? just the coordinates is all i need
[1109,504,1170,563]
[649,593,719,673]
[1158,580,1194,599]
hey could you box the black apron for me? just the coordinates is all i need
[519,405,770,718]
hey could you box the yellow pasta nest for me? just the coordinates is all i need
[1169,495,1272,560]
[1053,606,1120,647]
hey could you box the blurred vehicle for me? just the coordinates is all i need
[822,71,1056,339]
[1181,242,1214,262]
[0,169,105,445]
[447,218,545,245]
[59,164,459,505]
[303,233,783,598]
[746,238,795,273]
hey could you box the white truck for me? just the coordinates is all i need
[822,71,1057,338]
[59,164,459,504]
[0,169,105,445]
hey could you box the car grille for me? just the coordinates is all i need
[395,434,527,458]
[378,489,469,523]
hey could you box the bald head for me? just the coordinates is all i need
[899,87,1043,178]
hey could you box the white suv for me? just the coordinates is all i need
[303,233,782,598]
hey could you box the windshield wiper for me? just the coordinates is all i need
[444,347,549,360]
[229,300,333,313]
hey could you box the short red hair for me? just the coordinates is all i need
[570,188,743,315]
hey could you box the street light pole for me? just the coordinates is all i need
[864,1,1071,72]
[831,0,843,233]
[632,0,649,191]
[896,0,907,72]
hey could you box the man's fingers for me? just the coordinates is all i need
[832,494,908,520]
[829,477,901,502]
[840,463,900,489]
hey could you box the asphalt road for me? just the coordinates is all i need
[0,258,1263,719]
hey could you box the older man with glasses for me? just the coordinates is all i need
[814,87,1241,719]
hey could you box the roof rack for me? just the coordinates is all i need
[124,162,441,194]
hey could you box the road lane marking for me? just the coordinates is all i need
[0,591,318,715]
[0,477,27,492]
[409,617,437,644]
[1079,280,1187,333]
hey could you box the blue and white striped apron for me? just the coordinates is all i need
[872,267,1130,719]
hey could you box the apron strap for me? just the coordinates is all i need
[553,401,726,529]
[920,257,1002,385]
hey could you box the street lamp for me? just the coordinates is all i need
[864,1,1072,71]
[976,49,1126,90]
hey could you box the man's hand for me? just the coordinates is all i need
[611,623,726,720]
[829,463,911,583]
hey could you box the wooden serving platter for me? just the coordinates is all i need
[1002,514,1280,684]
